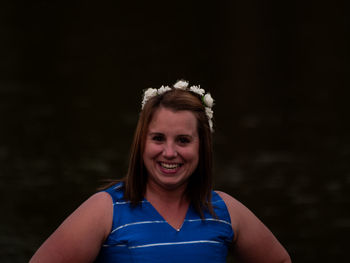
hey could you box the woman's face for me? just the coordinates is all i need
[143,107,199,191]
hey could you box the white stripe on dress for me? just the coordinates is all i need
[113,200,148,205]
[111,220,167,233]
[113,184,123,190]
[184,218,231,226]
[128,240,222,249]
[111,218,231,233]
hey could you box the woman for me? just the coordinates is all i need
[30,80,291,262]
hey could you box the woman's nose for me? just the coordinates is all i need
[162,143,177,158]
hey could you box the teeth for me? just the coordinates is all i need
[160,162,180,169]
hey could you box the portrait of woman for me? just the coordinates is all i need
[29,80,291,262]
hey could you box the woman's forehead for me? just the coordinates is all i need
[148,107,198,136]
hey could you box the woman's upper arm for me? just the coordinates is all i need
[216,191,291,263]
[29,191,113,263]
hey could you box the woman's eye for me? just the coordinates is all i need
[178,137,190,144]
[152,135,164,142]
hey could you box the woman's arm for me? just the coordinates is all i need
[217,191,291,263]
[29,191,113,263]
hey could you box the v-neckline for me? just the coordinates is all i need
[144,197,191,232]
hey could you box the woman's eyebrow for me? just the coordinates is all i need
[148,132,195,138]
[148,132,163,135]
[177,134,193,138]
[148,132,164,138]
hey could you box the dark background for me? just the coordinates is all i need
[0,1,349,262]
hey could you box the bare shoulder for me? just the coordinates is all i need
[215,191,248,219]
[65,191,114,241]
[215,191,291,263]
[29,191,113,263]
[80,191,113,214]
[71,191,113,231]
[215,191,250,238]
[215,190,243,208]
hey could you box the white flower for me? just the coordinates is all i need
[208,119,213,132]
[205,107,213,119]
[205,107,214,132]
[173,80,189,89]
[142,88,158,108]
[203,93,214,108]
[157,85,171,95]
[189,85,205,96]
[140,80,215,133]
[144,88,158,98]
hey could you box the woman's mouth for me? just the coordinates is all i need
[159,162,182,170]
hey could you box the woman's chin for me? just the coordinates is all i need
[150,175,188,191]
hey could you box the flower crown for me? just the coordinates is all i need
[141,80,214,132]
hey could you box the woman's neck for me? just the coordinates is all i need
[145,181,188,207]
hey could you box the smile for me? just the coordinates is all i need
[159,162,182,169]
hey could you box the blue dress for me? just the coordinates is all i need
[94,183,234,262]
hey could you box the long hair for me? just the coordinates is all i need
[122,88,215,218]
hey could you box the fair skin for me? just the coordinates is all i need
[30,107,291,262]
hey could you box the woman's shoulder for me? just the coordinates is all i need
[214,190,259,223]
[69,191,114,238]
[86,191,114,211]
[214,190,245,212]
[29,190,114,262]
[100,182,125,202]
[214,191,291,262]
[214,191,243,234]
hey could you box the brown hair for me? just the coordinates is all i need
[123,88,215,218]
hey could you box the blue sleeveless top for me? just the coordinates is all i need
[94,183,234,263]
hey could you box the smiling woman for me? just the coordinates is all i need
[143,108,200,193]
[29,80,291,263]
[123,82,215,220]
